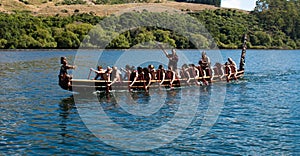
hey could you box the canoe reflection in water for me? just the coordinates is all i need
[62,83,226,151]
[95,88,181,105]
[92,85,214,118]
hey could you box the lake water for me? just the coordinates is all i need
[0,49,299,155]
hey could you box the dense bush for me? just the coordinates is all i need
[253,0,300,49]
[0,0,299,49]
[0,13,101,49]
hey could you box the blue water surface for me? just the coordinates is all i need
[0,49,299,155]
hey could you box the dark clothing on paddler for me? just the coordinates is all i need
[167,54,179,71]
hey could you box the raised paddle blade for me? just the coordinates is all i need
[87,70,92,80]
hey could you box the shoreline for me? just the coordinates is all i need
[0,48,299,52]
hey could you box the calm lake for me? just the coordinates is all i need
[0,49,299,155]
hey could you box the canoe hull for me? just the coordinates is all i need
[66,70,244,92]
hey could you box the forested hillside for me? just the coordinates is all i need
[252,0,300,49]
[0,0,299,49]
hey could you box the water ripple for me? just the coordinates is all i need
[1,50,300,155]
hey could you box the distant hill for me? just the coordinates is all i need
[0,0,227,16]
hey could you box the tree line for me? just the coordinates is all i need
[0,0,299,49]
[252,0,300,49]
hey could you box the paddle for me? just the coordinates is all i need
[127,71,131,92]
[156,42,169,57]
[142,73,147,92]
[106,80,110,93]
[87,69,92,80]
[191,66,200,86]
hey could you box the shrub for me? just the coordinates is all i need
[61,9,68,13]
[19,0,29,4]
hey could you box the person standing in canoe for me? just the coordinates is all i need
[199,51,212,83]
[158,44,179,76]
[60,57,76,77]
[59,57,76,89]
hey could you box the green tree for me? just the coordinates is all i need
[251,31,272,47]
[190,34,209,49]
[16,35,40,48]
[31,29,57,48]
[133,31,155,46]
[66,23,94,41]
[54,30,80,48]
[254,0,300,40]
[83,25,118,48]
[0,39,7,48]
[108,34,130,49]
